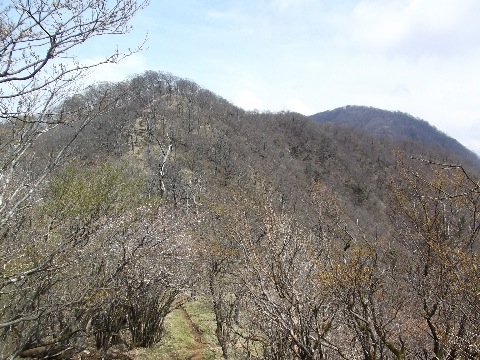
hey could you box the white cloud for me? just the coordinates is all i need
[265,0,314,12]
[284,97,313,115]
[465,138,480,156]
[350,0,480,58]
[438,113,480,156]
[235,90,265,111]
[351,1,409,48]
[82,53,149,85]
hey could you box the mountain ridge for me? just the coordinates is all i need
[310,105,480,166]
[5,71,479,358]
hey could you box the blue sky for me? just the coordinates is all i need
[80,0,480,155]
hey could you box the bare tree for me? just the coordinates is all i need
[0,161,196,358]
[391,157,480,359]
[237,204,342,360]
[0,1,149,357]
[0,0,148,226]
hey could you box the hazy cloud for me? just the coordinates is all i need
[83,54,149,84]
[350,0,480,58]
[285,98,314,115]
[236,90,265,111]
[265,0,315,12]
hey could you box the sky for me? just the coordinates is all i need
[80,0,480,155]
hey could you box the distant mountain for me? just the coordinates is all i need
[311,105,480,166]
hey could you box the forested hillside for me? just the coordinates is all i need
[311,105,480,166]
[2,71,479,359]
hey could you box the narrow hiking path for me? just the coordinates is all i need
[179,305,207,360]
[131,302,217,360]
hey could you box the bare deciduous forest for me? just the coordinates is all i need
[1,2,479,359]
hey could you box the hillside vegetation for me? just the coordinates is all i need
[311,105,480,166]
[1,71,479,359]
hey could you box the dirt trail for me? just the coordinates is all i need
[178,306,206,360]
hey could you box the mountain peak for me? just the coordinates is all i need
[311,106,480,166]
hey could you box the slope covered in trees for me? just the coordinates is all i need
[1,70,479,359]
[311,105,480,166]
